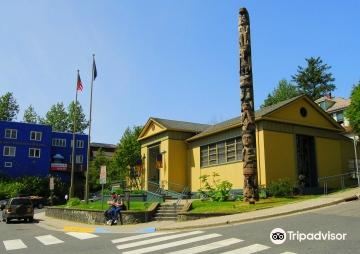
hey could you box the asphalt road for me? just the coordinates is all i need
[0,200,359,254]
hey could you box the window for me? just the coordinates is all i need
[217,142,226,164]
[3,146,16,157]
[71,140,85,148]
[335,112,344,123]
[200,137,243,168]
[52,138,66,147]
[76,140,84,148]
[76,155,83,164]
[4,162,12,167]
[30,131,42,141]
[70,155,84,164]
[200,146,208,167]
[29,148,41,158]
[5,129,17,139]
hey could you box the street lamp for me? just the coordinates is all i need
[353,135,359,187]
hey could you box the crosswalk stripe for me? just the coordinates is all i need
[219,243,270,254]
[66,232,99,240]
[35,235,64,245]
[111,232,168,244]
[116,230,203,250]
[3,239,27,250]
[122,233,221,254]
[167,238,244,254]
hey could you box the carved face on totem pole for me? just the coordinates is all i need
[242,133,252,147]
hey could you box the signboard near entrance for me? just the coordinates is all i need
[100,165,107,184]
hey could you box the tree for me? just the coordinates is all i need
[112,126,142,184]
[345,82,360,134]
[40,102,69,132]
[261,79,299,108]
[88,149,112,191]
[0,92,19,121]
[67,101,89,133]
[23,105,39,123]
[292,57,335,100]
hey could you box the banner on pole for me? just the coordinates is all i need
[100,165,107,184]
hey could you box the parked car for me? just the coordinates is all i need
[29,196,47,209]
[1,197,34,223]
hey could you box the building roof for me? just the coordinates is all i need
[187,95,304,141]
[315,96,350,113]
[150,117,210,133]
[326,97,350,113]
[90,142,117,149]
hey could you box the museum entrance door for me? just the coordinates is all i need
[148,144,160,192]
[296,134,318,187]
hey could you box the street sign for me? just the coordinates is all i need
[100,165,107,184]
[49,177,54,190]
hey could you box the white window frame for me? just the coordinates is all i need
[52,138,66,147]
[4,162,12,167]
[29,148,41,158]
[76,155,83,164]
[5,129,17,139]
[3,146,16,157]
[76,140,84,148]
[30,131,42,141]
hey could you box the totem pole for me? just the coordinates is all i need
[239,8,259,203]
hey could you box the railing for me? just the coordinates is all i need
[146,180,190,206]
[146,181,165,202]
[176,186,191,207]
[318,171,358,195]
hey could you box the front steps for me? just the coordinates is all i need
[153,202,184,221]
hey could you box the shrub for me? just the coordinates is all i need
[66,198,81,207]
[267,178,293,197]
[198,173,233,202]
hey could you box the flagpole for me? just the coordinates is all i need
[85,54,95,204]
[69,70,79,199]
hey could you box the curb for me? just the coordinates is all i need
[155,195,359,231]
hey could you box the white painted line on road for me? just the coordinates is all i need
[111,232,167,243]
[3,239,27,251]
[219,243,270,254]
[66,232,99,240]
[167,238,243,254]
[116,230,204,250]
[280,252,297,254]
[122,233,221,254]
[36,235,64,245]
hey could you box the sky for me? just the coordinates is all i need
[1,0,359,144]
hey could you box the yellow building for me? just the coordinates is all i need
[138,95,356,193]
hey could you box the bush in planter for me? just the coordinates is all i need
[267,178,294,197]
[66,198,81,207]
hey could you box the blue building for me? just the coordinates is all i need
[0,121,88,182]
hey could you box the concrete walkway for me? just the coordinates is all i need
[35,187,360,233]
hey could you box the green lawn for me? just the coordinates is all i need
[190,195,320,214]
[58,200,154,211]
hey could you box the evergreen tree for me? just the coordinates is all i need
[40,102,69,131]
[261,79,299,108]
[0,92,19,121]
[67,101,89,133]
[292,57,335,100]
[23,105,39,123]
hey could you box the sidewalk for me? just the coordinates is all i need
[35,187,360,233]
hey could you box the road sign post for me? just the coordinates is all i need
[100,165,107,209]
